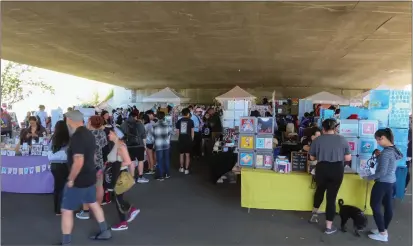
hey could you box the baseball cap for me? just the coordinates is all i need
[64,110,84,122]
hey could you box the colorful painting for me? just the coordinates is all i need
[257,117,274,134]
[239,152,254,167]
[369,90,390,109]
[359,120,378,138]
[346,137,358,155]
[358,138,377,155]
[239,117,256,134]
[256,138,265,149]
[264,154,273,168]
[239,135,254,150]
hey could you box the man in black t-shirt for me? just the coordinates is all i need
[60,110,111,245]
[176,108,194,175]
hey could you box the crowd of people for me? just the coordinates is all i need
[44,104,225,245]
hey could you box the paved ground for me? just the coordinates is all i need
[1,148,412,245]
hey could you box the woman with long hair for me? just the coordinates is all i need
[308,119,351,234]
[365,128,402,242]
[48,120,70,215]
[107,127,140,231]
[143,114,155,174]
[76,116,108,220]
[20,116,47,145]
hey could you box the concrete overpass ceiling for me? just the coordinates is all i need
[1,1,411,90]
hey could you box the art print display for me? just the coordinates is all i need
[366,110,389,128]
[340,120,359,137]
[256,153,273,169]
[239,152,254,167]
[357,155,376,177]
[369,90,390,110]
[239,135,254,150]
[358,120,378,138]
[255,154,264,168]
[255,137,273,150]
[257,117,274,134]
[31,144,43,156]
[346,138,358,155]
[358,138,377,155]
[390,90,411,109]
[389,108,410,129]
[239,117,256,134]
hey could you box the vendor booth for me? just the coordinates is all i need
[1,156,53,193]
[239,88,411,215]
[304,91,350,105]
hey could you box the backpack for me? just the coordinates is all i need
[125,122,142,147]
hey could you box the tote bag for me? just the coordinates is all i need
[114,171,135,195]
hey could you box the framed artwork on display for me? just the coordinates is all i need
[239,135,255,150]
[255,154,264,168]
[255,152,273,169]
[239,117,256,134]
[31,144,43,156]
[255,136,273,150]
[358,138,378,155]
[346,137,358,155]
[358,120,378,138]
[340,120,359,137]
[239,152,254,167]
[369,90,390,110]
[257,117,274,135]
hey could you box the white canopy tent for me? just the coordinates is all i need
[142,87,190,103]
[215,86,256,102]
[304,91,350,105]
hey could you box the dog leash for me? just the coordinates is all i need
[363,181,369,212]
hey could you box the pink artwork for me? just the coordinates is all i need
[348,141,355,151]
[362,123,375,135]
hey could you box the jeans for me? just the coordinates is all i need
[370,182,394,232]
[313,161,344,221]
[50,163,69,213]
[156,148,170,177]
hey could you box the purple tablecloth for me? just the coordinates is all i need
[1,156,54,193]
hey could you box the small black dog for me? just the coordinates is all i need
[338,199,368,236]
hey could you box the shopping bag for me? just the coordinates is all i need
[114,171,135,195]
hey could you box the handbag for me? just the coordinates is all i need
[114,171,135,195]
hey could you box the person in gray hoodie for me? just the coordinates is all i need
[366,128,402,242]
[121,112,149,184]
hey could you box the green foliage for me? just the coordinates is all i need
[1,61,55,105]
[77,90,100,107]
[102,88,114,102]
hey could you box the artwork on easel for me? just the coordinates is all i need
[257,117,274,134]
[239,117,256,134]
[239,135,254,150]
[239,152,254,167]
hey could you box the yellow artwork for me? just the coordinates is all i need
[240,136,254,149]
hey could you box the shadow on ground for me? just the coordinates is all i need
[1,145,412,245]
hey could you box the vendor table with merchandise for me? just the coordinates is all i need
[241,169,373,215]
[1,156,54,194]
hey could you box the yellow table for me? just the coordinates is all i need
[241,169,373,215]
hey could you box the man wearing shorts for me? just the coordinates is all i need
[121,112,149,183]
[61,110,111,245]
[176,108,194,175]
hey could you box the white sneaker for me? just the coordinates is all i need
[76,210,90,220]
[216,178,224,183]
[368,233,388,242]
[179,168,184,173]
[137,177,149,183]
[184,169,189,175]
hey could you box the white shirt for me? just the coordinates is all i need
[36,110,48,128]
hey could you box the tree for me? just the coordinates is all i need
[77,90,100,107]
[1,61,55,105]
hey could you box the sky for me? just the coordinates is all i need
[1,60,114,122]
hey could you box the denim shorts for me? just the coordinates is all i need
[61,185,96,211]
